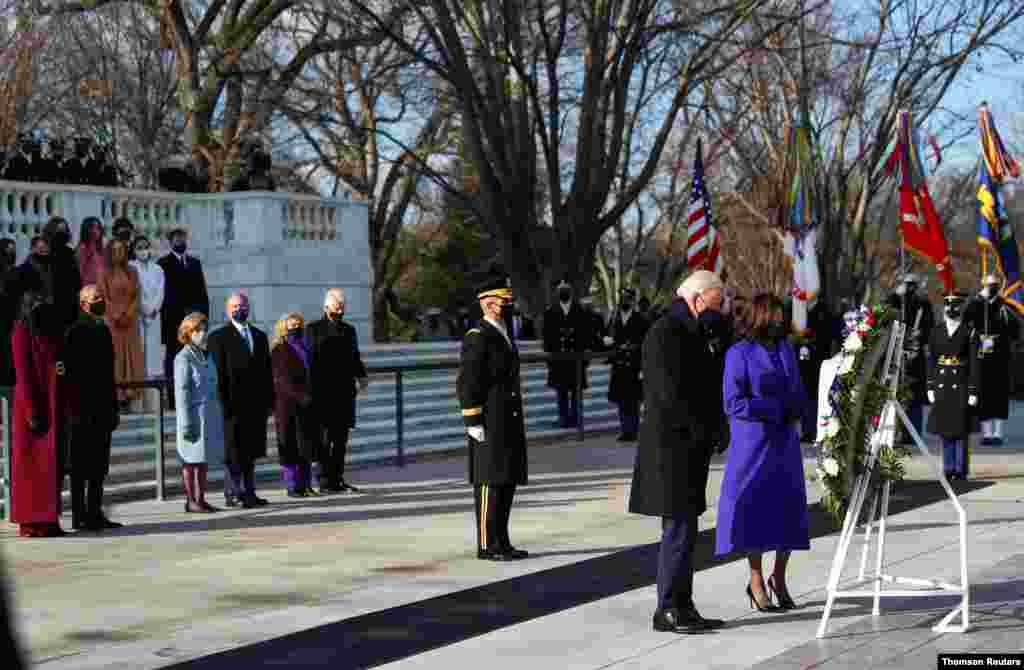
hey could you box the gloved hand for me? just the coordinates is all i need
[184,424,200,442]
[602,336,614,347]
[968,395,978,407]
[927,390,936,404]
[467,426,485,443]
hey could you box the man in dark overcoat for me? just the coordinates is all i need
[207,292,273,507]
[542,279,591,428]
[306,288,368,493]
[605,288,649,442]
[158,228,210,409]
[65,285,122,531]
[886,274,935,440]
[628,270,726,634]
[966,274,1020,445]
[798,299,844,440]
[927,293,981,480]
[457,276,528,561]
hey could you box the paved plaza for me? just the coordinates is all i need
[3,413,1024,669]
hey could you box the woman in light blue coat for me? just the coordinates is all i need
[174,312,225,513]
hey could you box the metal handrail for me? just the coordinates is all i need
[1,350,616,513]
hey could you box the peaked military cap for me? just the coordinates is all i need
[477,275,513,301]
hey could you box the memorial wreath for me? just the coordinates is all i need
[811,304,913,526]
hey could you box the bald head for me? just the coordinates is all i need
[677,270,725,315]
[324,288,346,321]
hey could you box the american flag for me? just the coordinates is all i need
[686,138,723,273]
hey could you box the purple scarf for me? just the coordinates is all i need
[287,334,310,369]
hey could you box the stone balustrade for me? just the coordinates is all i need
[0,180,371,341]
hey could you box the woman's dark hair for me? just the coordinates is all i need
[79,217,104,247]
[132,234,151,252]
[740,291,786,340]
[19,291,58,335]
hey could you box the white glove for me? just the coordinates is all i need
[602,336,614,347]
[467,426,485,442]
[968,395,978,407]
[927,391,936,404]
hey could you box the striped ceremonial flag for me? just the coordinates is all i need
[686,138,723,273]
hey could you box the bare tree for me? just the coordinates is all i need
[349,0,792,321]
[705,0,1024,307]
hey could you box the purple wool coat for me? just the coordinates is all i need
[716,338,811,556]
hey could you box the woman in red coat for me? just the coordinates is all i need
[271,312,321,497]
[10,292,69,537]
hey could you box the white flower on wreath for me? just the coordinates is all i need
[824,417,841,439]
[844,332,863,352]
[815,466,826,481]
[822,457,840,477]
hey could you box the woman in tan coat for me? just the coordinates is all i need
[99,238,143,409]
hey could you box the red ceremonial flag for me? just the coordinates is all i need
[885,111,954,293]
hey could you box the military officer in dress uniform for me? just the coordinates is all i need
[927,293,980,480]
[966,274,1020,445]
[887,274,935,441]
[542,280,591,428]
[457,276,529,561]
[605,288,650,441]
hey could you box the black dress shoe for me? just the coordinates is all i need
[652,608,710,634]
[499,546,529,559]
[224,495,240,508]
[339,481,361,493]
[84,517,123,531]
[477,548,515,561]
[680,603,726,629]
[241,496,261,509]
[287,490,304,499]
[249,495,269,506]
[992,437,1004,446]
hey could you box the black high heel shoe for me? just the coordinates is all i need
[767,575,797,610]
[746,583,779,612]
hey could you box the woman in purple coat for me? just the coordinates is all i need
[717,292,810,612]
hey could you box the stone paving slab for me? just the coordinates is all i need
[3,427,1024,669]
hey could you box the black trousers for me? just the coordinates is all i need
[657,513,697,611]
[319,425,351,488]
[474,483,516,551]
[69,426,111,527]
[71,477,107,527]
[164,341,183,406]
[225,461,256,498]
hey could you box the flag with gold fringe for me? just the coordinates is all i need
[976,103,1024,315]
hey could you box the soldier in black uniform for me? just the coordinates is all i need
[966,274,1020,445]
[927,293,980,480]
[457,276,529,561]
[886,274,935,441]
[798,299,844,441]
[605,288,650,441]
[542,280,591,428]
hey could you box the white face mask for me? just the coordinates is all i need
[191,330,208,349]
[136,249,151,261]
[982,286,997,299]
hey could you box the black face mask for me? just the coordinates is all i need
[500,304,514,320]
[51,231,70,247]
[89,300,106,317]
[171,240,187,254]
[621,301,634,312]
[287,327,303,338]
[31,252,51,265]
[327,309,343,321]
[558,288,572,302]
[945,306,963,319]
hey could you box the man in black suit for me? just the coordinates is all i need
[207,292,274,508]
[542,280,592,428]
[158,228,209,408]
[306,288,368,493]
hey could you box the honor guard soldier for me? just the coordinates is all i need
[966,274,1020,445]
[605,288,650,441]
[927,293,980,480]
[457,276,529,561]
[886,274,935,440]
[542,279,591,428]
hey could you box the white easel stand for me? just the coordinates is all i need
[816,399,970,638]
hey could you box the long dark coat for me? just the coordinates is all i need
[886,292,935,403]
[306,316,367,430]
[271,341,321,464]
[65,312,119,479]
[628,302,720,518]
[926,322,981,439]
[10,250,81,333]
[965,296,1020,420]
[542,303,591,390]
[457,320,527,485]
[606,310,650,404]
[0,267,18,385]
[9,323,67,524]
[157,253,209,347]
[207,323,273,465]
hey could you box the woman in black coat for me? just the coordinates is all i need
[271,313,321,497]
